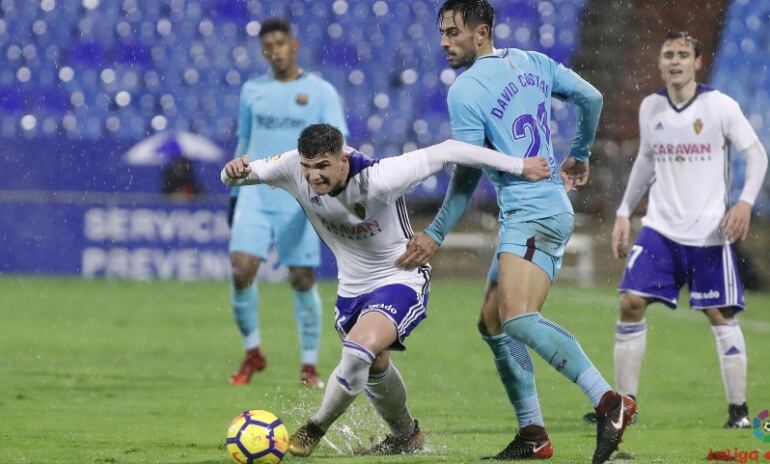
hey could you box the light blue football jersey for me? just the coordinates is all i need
[447,48,583,222]
[235,72,348,211]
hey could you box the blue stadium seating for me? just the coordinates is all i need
[0,0,586,197]
[710,0,770,213]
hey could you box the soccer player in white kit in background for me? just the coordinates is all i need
[221,123,551,457]
[583,32,768,429]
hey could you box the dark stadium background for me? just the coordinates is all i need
[0,0,767,286]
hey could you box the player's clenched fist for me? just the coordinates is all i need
[225,155,252,179]
[522,157,551,181]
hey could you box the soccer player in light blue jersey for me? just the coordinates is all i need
[227,18,348,387]
[397,1,634,462]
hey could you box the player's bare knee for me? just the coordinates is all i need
[619,292,646,322]
[230,253,259,291]
[369,352,391,375]
[477,312,502,336]
[289,267,315,291]
[703,307,736,325]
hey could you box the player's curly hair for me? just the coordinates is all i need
[298,124,344,159]
[665,31,701,57]
[437,0,495,29]
[259,18,292,38]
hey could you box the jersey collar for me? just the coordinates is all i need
[329,150,379,197]
[476,47,508,62]
[656,83,715,113]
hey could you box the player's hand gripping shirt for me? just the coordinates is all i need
[623,85,759,246]
[236,73,347,211]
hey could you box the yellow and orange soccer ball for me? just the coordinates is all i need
[225,410,289,464]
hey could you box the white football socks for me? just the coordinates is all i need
[614,320,647,397]
[365,363,415,437]
[311,342,374,431]
[711,321,747,405]
[244,330,261,351]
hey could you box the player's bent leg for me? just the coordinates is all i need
[498,253,606,397]
[229,252,265,385]
[365,354,424,456]
[289,267,324,388]
[290,312,397,457]
[704,307,749,428]
[497,253,634,464]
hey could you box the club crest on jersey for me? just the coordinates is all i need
[310,196,321,205]
[296,94,309,106]
[353,203,366,220]
[655,121,664,130]
[693,118,703,134]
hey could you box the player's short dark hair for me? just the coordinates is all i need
[298,124,344,159]
[664,31,701,57]
[437,0,495,30]
[259,18,292,38]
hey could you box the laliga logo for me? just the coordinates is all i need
[754,410,770,443]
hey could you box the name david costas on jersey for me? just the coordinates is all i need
[491,72,550,119]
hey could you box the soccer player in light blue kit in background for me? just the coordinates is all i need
[228,18,348,387]
[397,1,634,462]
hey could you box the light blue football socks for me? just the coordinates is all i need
[503,312,611,407]
[294,284,323,365]
[232,282,260,348]
[483,334,544,428]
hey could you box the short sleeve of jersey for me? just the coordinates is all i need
[447,77,486,146]
[236,82,252,141]
[319,81,349,138]
[525,50,579,100]
[721,94,758,152]
[249,150,298,191]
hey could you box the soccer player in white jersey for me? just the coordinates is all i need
[227,18,348,387]
[221,123,551,457]
[583,32,767,429]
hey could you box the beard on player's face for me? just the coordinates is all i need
[441,14,477,69]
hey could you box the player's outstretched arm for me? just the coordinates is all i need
[422,139,550,177]
[373,139,543,198]
[722,140,768,241]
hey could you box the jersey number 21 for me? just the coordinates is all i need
[512,101,550,158]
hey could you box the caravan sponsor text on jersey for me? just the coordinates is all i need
[319,216,383,241]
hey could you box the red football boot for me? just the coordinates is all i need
[229,347,266,385]
[300,364,324,388]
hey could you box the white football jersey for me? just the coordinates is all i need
[638,85,758,246]
[247,148,431,297]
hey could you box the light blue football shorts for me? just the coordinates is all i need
[229,188,320,268]
[489,212,574,282]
